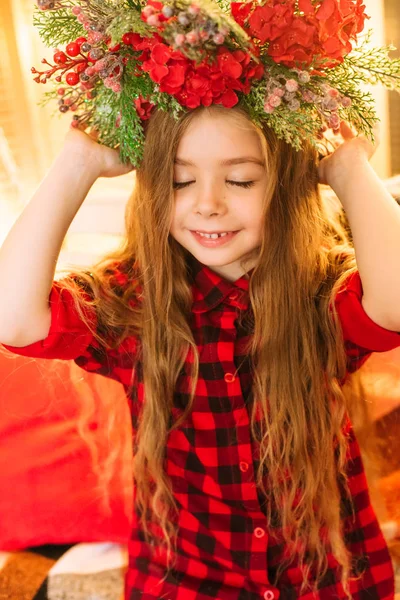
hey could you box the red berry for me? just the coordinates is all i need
[66,72,80,86]
[109,43,121,52]
[75,62,87,73]
[87,51,98,63]
[57,87,65,95]
[122,32,134,45]
[54,51,67,64]
[55,76,62,82]
[66,42,80,57]
[75,37,87,47]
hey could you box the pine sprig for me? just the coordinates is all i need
[106,9,152,44]
[91,56,152,165]
[265,106,322,150]
[33,6,86,47]
[151,91,183,120]
[338,29,400,90]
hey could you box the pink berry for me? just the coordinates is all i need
[142,5,155,17]
[269,94,282,108]
[341,96,352,108]
[264,103,275,114]
[147,14,160,26]
[328,88,339,98]
[85,66,96,76]
[213,33,225,45]
[175,33,186,46]
[112,83,122,93]
[272,87,284,98]
[199,30,210,41]
[328,113,340,129]
[188,4,200,15]
[186,31,198,45]
[88,32,104,44]
[72,6,81,15]
[94,59,107,72]
[285,79,299,93]
[57,87,65,95]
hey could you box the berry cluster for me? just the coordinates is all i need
[32,2,129,127]
[141,0,229,55]
[263,69,352,133]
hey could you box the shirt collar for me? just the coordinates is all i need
[187,254,252,314]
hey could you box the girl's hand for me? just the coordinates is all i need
[318,122,380,187]
[62,125,135,179]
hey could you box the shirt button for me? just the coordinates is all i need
[264,591,275,600]
[254,527,265,538]
[239,461,249,472]
[224,372,236,383]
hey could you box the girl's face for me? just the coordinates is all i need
[169,110,268,282]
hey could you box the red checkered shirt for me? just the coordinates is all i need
[4,254,400,600]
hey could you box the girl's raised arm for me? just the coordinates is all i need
[0,128,133,347]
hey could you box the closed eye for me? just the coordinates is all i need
[173,180,255,190]
[173,181,194,190]
[227,180,255,189]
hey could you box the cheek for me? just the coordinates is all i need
[169,198,186,234]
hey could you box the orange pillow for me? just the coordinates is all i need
[0,352,133,549]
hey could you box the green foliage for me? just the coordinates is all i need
[92,56,153,166]
[107,9,152,44]
[33,6,86,47]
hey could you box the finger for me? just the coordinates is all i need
[88,127,100,141]
[372,122,381,145]
[340,121,356,140]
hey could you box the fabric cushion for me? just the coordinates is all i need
[0,351,132,550]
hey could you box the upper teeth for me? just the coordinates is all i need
[196,231,231,239]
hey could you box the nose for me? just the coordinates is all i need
[194,180,227,217]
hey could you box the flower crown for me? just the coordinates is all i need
[33,0,400,167]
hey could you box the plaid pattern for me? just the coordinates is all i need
[3,255,400,600]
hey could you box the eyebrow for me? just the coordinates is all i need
[174,156,265,167]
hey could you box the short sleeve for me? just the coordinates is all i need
[1,280,96,361]
[334,270,400,371]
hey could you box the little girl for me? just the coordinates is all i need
[1,104,400,600]
[2,0,400,598]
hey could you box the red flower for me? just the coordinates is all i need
[231,0,368,68]
[231,2,253,27]
[131,33,264,110]
[134,95,156,120]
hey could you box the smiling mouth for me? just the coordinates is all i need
[191,230,239,238]
[190,230,240,246]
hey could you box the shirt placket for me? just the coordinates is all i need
[218,296,280,599]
